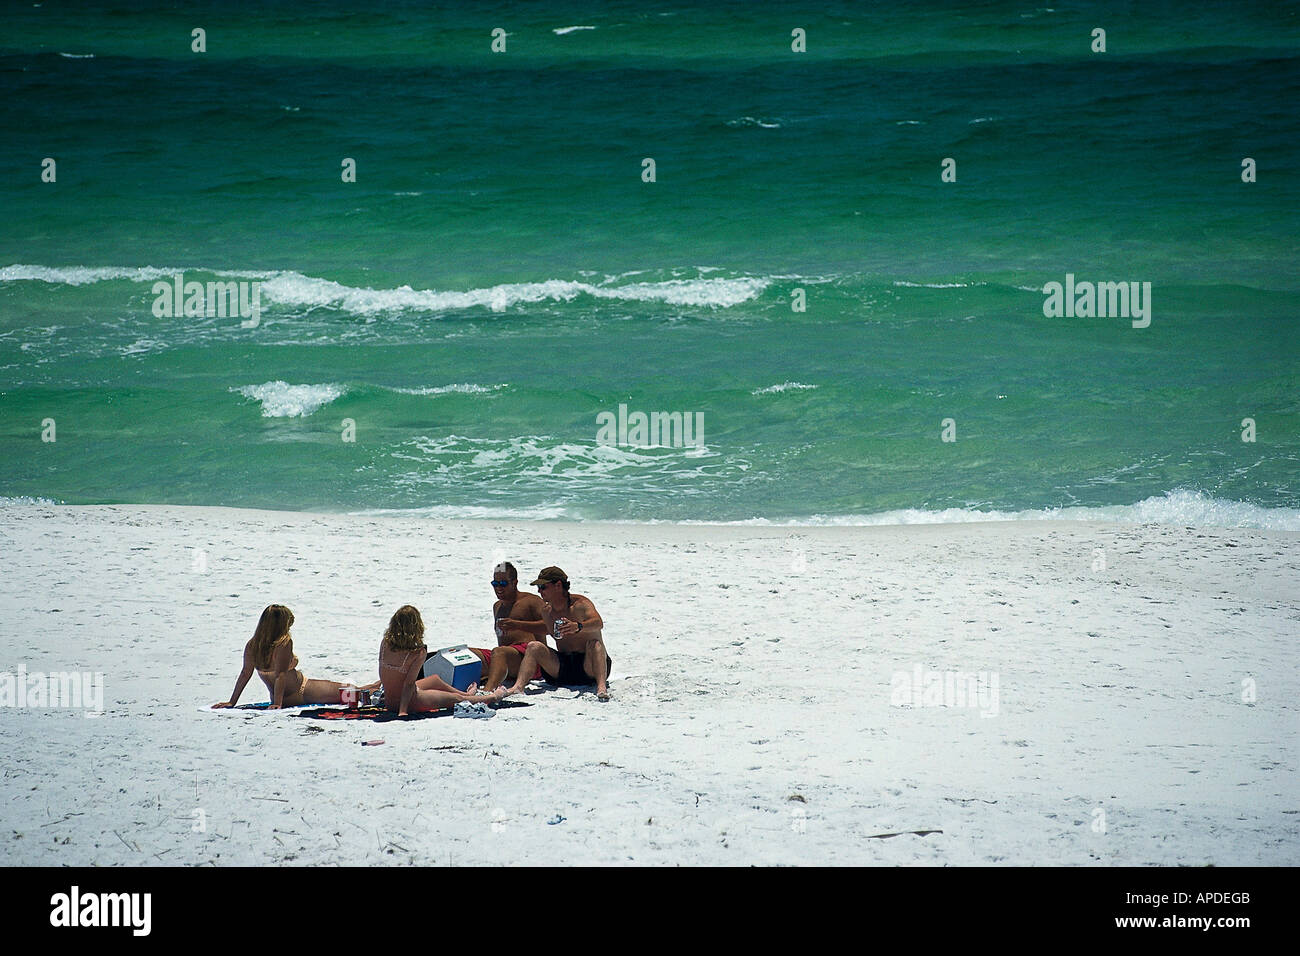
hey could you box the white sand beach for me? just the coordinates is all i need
[0,501,1296,866]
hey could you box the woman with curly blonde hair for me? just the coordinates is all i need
[213,604,375,709]
[380,605,502,715]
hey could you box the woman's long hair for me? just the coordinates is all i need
[251,604,294,670]
[384,605,425,651]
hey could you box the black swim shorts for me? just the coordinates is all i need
[546,650,613,686]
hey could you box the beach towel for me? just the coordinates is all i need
[294,701,531,721]
[203,702,325,716]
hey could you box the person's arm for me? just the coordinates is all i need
[501,595,553,640]
[213,643,256,708]
[493,601,509,646]
[398,645,425,717]
[558,597,602,639]
[499,616,550,635]
[266,640,294,710]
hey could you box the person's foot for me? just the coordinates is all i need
[501,683,523,698]
[597,687,610,702]
[465,682,479,696]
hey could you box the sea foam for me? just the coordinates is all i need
[752,382,819,395]
[1,265,769,313]
[386,384,508,396]
[666,490,1300,531]
[234,382,345,418]
[256,273,768,313]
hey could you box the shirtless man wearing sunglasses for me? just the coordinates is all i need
[467,561,549,692]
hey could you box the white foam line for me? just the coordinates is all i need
[1,265,770,311]
[386,383,508,396]
[752,382,819,395]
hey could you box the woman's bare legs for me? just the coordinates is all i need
[415,674,504,698]
[405,684,504,712]
[414,674,461,693]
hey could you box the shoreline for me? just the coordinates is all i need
[6,492,1300,533]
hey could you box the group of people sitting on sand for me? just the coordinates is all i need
[212,563,612,716]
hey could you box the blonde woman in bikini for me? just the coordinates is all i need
[212,604,375,710]
[380,605,503,716]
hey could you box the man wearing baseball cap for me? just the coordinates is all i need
[499,566,613,701]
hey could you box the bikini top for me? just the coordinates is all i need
[380,646,423,674]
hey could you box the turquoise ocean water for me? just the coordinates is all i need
[2,2,1297,525]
